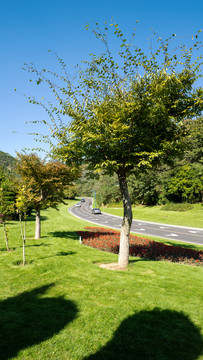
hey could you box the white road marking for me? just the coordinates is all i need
[160,226,167,229]
[189,231,197,234]
[166,233,178,237]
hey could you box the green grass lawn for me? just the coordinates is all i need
[0,201,203,359]
[101,203,203,228]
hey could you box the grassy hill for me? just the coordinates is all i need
[0,201,202,359]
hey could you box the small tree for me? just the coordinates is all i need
[16,153,78,239]
[0,178,15,251]
[24,22,203,267]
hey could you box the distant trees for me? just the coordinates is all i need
[160,116,203,204]
[77,163,202,207]
[77,170,121,205]
[16,153,78,239]
[128,171,161,206]
[0,166,15,251]
[162,164,202,203]
[0,151,16,172]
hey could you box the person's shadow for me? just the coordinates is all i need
[84,308,203,360]
[0,284,78,360]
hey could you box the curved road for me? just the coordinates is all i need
[69,198,203,246]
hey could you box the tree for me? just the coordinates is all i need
[128,171,162,205]
[24,22,203,267]
[76,169,121,205]
[162,164,203,203]
[16,153,78,239]
[185,116,203,164]
[0,168,15,251]
[94,173,121,206]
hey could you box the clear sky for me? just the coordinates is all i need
[1,0,203,158]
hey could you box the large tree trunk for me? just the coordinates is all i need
[35,207,41,239]
[117,170,132,268]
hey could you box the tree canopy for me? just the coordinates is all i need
[16,153,78,239]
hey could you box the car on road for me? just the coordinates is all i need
[91,208,101,214]
[75,202,81,207]
[81,198,85,202]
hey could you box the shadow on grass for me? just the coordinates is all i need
[0,284,78,360]
[36,251,76,261]
[128,258,150,264]
[26,242,51,247]
[84,309,203,360]
[157,240,203,251]
[49,231,79,240]
[56,251,76,256]
[26,214,48,222]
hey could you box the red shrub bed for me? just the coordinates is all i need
[77,227,203,266]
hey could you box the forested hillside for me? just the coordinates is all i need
[0,151,16,172]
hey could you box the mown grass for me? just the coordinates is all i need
[0,201,203,359]
[101,203,203,228]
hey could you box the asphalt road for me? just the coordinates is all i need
[69,198,203,246]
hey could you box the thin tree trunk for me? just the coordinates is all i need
[3,222,9,251]
[117,170,132,268]
[23,218,26,266]
[22,229,25,265]
[19,212,24,239]
[35,207,41,239]
[19,212,26,265]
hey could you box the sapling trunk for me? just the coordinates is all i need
[23,216,26,266]
[19,211,26,265]
[35,207,41,239]
[3,222,9,251]
[23,235,26,266]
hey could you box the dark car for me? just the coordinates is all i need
[81,198,85,202]
[91,208,101,214]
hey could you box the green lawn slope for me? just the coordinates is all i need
[0,201,202,359]
[101,203,203,228]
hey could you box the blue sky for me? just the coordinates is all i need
[1,0,203,158]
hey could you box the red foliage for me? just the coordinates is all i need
[78,227,203,266]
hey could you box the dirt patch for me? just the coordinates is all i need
[99,262,127,271]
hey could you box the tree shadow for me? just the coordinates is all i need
[0,284,78,360]
[128,258,150,264]
[49,231,79,240]
[26,242,51,247]
[56,251,76,256]
[84,309,203,360]
[26,214,48,222]
[156,240,202,251]
[36,251,76,261]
